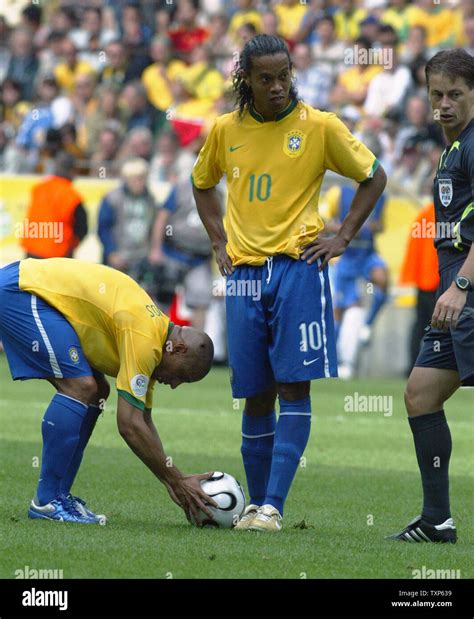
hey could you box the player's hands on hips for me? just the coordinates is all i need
[431,284,467,330]
[213,242,234,277]
[301,236,349,270]
[166,472,218,524]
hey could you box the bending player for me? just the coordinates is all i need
[0,258,216,524]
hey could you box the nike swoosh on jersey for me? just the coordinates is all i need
[229,145,245,152]
[303,358,319,366]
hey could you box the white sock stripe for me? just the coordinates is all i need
[56,392,89,409]
[279,412,312,416]
[317,262,330,377]
[31,295,63,378]
[241,431,276,439]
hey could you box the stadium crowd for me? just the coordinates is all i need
[1,0,472,187]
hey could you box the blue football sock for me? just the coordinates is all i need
[264,397,311,515]
[36,393,88,505]
[60,404,101,496]
[241,411,276,506]
[366,286,388,326]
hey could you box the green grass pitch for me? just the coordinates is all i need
[1,356,472,579]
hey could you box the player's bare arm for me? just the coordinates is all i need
[301,165,387,269]
[193,185,234,276]
[431,242,474,330]
[117,395,217,522]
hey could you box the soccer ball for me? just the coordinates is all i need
[192,472,246,528]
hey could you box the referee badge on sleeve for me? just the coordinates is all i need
[438,178,453,207]
[284,130,306,158]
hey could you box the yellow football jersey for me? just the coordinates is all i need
[191,99,378,266]
[19,258,171,410]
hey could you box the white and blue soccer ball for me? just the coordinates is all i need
[193,472,246,528]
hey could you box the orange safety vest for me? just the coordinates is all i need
[399,203,440,292]
[21,176,83,258]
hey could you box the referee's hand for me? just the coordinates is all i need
[431,283,468,331]
[301,236,348,270]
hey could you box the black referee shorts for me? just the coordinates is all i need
[415,262,474,386]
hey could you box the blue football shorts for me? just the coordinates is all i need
[0,261,99,381]
[225,255,338,398]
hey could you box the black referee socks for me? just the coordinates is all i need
[408,410,452,525]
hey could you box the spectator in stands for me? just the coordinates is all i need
[89,123,122,178]
[98,157,158,280]
[168,0,209,61]
[364,24,412,118]
[142,36,185,115]
[21,152,88,259]
[292,43,332,110]
[121,2,152,49]
[400,25,428,64]
[359,14,380,45]
[71,73,98,141]
[228,0,262,46]
[38,31,66,78]
[311,15,346,82]
[236,22,258,48]
[149,131,180,183]
[0,78,26,130]
[464,16,474,56]
[60,123,88,176]
[20,3,43,47]
[381,0,411,42]
[70,6,116,71]
[100,40,147,88]
[82,84,126,155]
[330,36,382,108]
[117,126,154,163]
[119,81,156,133]
[9,76,73,173]
[333,0,367,42]
[149,179,213,328]
[394,95,443,161]
[6,28,39,101]
[54,38,95,95]
[35,127,63,175]
[274,0,308,45]
[261,10,279,38]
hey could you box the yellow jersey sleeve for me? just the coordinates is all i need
[191,118,225,189]
[116,327,160,411]
[324,113,378,183]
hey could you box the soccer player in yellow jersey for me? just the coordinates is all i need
[0,258,216,524]
[192,35,387,532]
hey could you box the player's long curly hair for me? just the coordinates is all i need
[232,35,299,118]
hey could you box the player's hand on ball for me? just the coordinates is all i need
[301,236,348,269]
[213,242,234,277]
[431,284,468,331]
[166,472,218,524]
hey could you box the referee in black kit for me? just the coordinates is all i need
[388,49,474,544]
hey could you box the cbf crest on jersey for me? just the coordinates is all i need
[284,130,306,158]
[438,178,453,207]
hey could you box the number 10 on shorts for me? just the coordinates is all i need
[299,321,322,352]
